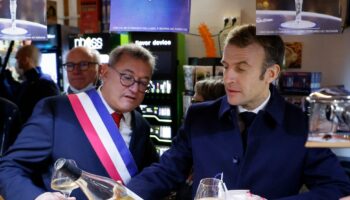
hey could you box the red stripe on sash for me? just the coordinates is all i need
[68,94,123,181]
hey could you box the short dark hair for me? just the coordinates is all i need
[224,24,285,79]
[194,77,225,101]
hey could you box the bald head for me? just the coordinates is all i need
[66,47,101,65]
[16,45,41,71]
[65,46,101,91]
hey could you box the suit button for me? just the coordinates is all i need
[232,156,239,164]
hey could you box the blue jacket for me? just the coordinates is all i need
[127,86,350,199]
[0,95,159,200]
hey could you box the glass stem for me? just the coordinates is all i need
[295,0,303,23]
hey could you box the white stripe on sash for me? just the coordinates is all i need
[77,92,132,183]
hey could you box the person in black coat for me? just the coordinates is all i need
[13,45,60,122]
[0,97,21,156]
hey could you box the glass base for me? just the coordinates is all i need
[1,27,27,35]
[281,20,316,29]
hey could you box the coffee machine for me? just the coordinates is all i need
[306,87,350,147]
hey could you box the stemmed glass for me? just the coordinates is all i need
[51,158,79,198]
[1,0,28,35]
[194,178,227,200]
[281,0,316,29]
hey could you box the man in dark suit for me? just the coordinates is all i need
[0,44,159,200]
[65,46,102,94]
[124,24,350,199]
[13,45,60,123]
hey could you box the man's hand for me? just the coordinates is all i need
[35,192,76,200]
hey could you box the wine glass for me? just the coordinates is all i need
[194,178,227,200]
[1,0,28,35]
[281,0,316,29]
[51,158,79,198]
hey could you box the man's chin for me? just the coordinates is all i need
[227,98,242,106]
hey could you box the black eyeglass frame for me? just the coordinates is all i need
[109,67,152,93]
[63,61,98,72]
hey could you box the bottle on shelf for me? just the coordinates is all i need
[54,158,142,200]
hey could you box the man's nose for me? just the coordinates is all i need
[128,82,139,93]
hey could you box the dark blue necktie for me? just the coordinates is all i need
[239,112,257,152]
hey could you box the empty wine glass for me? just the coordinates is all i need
[281,0,316,29]
[194,178,227,200]
[51,158,79,198]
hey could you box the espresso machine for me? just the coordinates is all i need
[306,87,350,147]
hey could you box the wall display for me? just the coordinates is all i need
[130,32,179,155]
[68,33,120,63]
[40,52,58,84]
[256,0,343,35]
[284,42,302,69]
[0,0,47,40]
[110,0,191,33]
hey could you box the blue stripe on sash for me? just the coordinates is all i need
[86,89,138,176]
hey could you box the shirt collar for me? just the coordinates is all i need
[97,87,131,120]
[69,83,95,94]
[238,91,271,114]
[219,85,285,125]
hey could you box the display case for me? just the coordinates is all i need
[130,32,178,154]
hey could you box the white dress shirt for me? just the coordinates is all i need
[97,88,133,148]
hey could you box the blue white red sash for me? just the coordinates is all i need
[67,89,138,184]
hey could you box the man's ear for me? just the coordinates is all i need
[265,64,280,83]
[99,64,109,78]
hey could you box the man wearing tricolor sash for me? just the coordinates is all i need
[0,44,159,200]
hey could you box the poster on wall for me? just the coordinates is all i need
[256,0,342,35]
[0,0,47,40]
[109,0,191,33]
[284,42,302,69]
[47,0,57,25]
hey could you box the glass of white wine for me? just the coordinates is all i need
[51,158,79,198]
[281,0,316,29]
[194,178,227,200]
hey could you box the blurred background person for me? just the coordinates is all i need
[175,76,226,200]
[0,97,21,157]
[192,77,226,103]
[65,46,102,94]
[13,45,60,123]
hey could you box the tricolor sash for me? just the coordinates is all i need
[67,89,138,184]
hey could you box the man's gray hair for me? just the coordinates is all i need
[108,43,156,74]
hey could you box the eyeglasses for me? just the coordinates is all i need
[110,67,152,93]
[63,61,98,72]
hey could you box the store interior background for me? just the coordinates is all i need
[52,0,350,89]
[38,0,350,157]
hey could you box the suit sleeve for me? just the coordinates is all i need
[127,107,195,200]
[0,98,55,200]
[274,148,350,200]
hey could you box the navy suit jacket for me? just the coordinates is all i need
[127,86,350,199]
[0,95,159,200]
